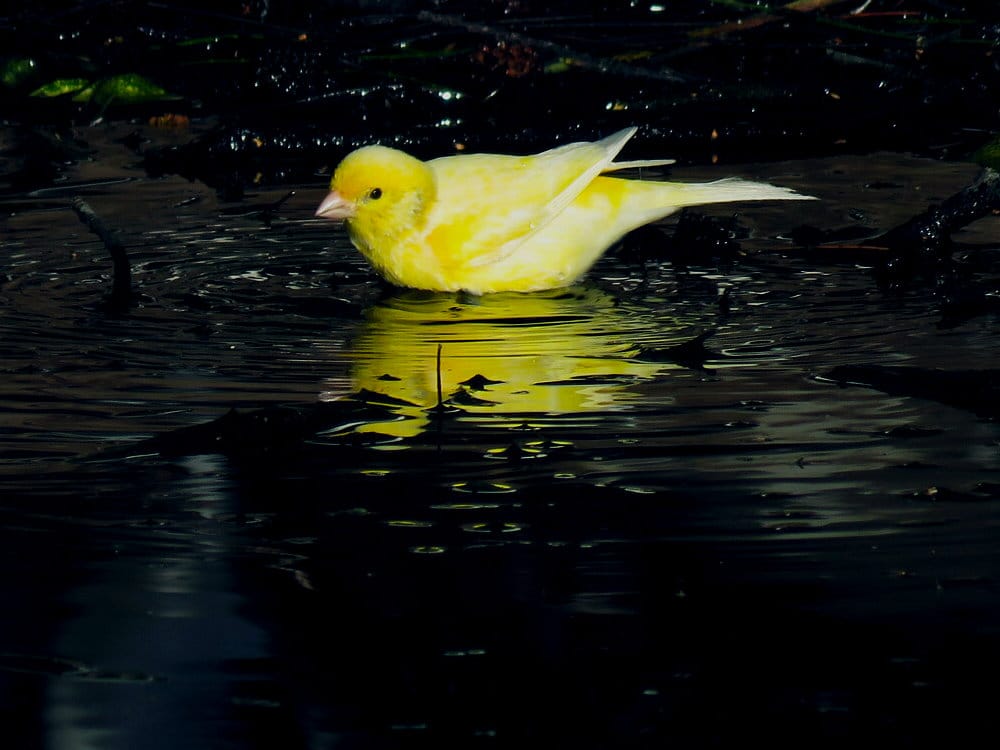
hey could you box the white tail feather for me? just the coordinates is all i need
[604,158,677,172]
[674,177,815,207]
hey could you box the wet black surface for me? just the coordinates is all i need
[2,2,1000,748]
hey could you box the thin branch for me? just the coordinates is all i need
[71,197,132,311]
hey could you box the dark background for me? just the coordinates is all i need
[2,3,1000,749]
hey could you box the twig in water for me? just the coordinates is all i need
[70,197,132,311]
[436,343,444,409]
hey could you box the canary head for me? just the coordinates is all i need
[316,145,436,250]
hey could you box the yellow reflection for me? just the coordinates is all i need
[325,286,695,438]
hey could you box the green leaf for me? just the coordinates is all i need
[71,84,95,102]
[544,58,576,74]
[29,78,90,97]
[973,139,1000,171]
[86,73,175,106]
[1,57,38,87]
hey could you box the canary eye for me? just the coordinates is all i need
[369,188,382,200]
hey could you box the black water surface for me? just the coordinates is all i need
[2,128,999,748]
[3,3,1000,748]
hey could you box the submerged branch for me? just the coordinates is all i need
[71,197,132,311]
[804,168,1000,259]
[880,168,1000,251]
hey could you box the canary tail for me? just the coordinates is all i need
[672,177,815,207]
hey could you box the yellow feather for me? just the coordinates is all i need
[316,128,814,294]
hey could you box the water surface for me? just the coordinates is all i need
[2,133,999,747]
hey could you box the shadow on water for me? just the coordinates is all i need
[2,133,1000,747]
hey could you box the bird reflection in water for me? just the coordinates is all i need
[320,286,704,438]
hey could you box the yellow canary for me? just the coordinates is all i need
[315,127,812,294]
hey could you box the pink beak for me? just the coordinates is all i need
[315,190,355,220]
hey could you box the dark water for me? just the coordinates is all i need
[2,128,999,747]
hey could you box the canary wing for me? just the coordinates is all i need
[425,127,667,269]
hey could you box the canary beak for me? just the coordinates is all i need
[315,190,355,220]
